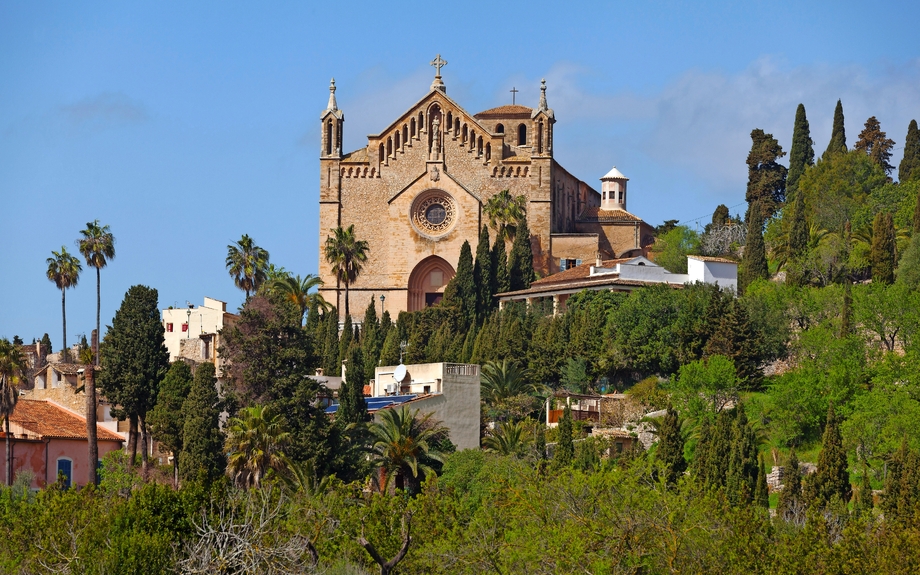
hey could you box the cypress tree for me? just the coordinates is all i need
[712,204,730,227]
[870,211,896,284]
[777,449,803,519]
[855,116,896,176]
[882,439,920,525]
[459,323,477,363]
[726,408,759,506]
[805,403,851,508]
[40,333,52,355]
[754,454,770,509]
[148,360,193,486]
[693,409,734,489]
[823,99,847,160]
[473,225,493,318]
[379,310,392,343]
[361,298,380,380]
[322,308,340,376]
[656,405,686,485]
[491,236,510,295]
[853,461,874,517]
[338,314,353,375]
[787,103,815,196]
[703,299,762,389]
[555,403,574,466]
[745,129,787,219]
[508,217,536,291]
[900,119,920,183]
[740,202,769,293]
[179,362,224,484]
[443,240,476,327]
[786,190,809,286]
[379,327,400,366]
[338,344,369,425]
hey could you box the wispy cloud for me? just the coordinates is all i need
[61,92,148,126]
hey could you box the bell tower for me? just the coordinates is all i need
[600,166,628,211]
[321,78,344,159]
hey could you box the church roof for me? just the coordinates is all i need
[601,166,628,180]
[341,148,369,163]
[531,258,634,287]
[577,206,644,223]
[474,104,533,119]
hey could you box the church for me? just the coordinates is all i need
[318,56,655,318]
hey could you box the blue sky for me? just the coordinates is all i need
[2,1,919,344]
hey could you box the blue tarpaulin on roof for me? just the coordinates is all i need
[324,394,417,414]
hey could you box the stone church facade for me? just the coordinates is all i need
[318,58,655,319]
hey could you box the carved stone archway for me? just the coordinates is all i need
[407,256,455,312]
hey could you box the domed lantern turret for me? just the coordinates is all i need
[600,166,628,211]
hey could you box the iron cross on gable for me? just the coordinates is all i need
[430,54,447,77]
[510,87,519,105]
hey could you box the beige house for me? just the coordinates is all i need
[318,58,655,319]
[161,297,237,367]
[27,363,124,439]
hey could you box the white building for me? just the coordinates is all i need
[161,297,237,364]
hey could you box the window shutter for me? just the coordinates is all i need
[560,260,567,271]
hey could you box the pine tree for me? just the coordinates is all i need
[656,405,686,485]
[443,241,476,327]
[805,403,851,509]
[338,314,353,375]
[900,119,920,183]
[745,129,787,219]
[777,449,803,519]
[322,308,340,376]
[823,99,847,160]
[508,217,536,291]
[491,236,511,295]
[703,299,762,389]
[473,225,493,318]
[338,344,369,425]
[179,362,224,484]
[740,202,769,293]
[787,104,815,196]
[555,403,574,466]
[148,361,193,486]
[855,116,896,176]
[785,190,809,286]
[712,204,730,227]
[870,211,896,284]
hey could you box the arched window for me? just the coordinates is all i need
[387,137,392,158]
[379,144,385,164]
[419,112,424,131]
[486,143,491,161]
[325,121,333,155]
[446,112,453,133]
[496,123,504,134]
[403,125,408,146]
[394,131,401,150]
[538,121,544,153]
[454,117,460,136]
[477,136,483,156]
[462,124,468,143]
[518,124,527,146]
[411,118,416,138]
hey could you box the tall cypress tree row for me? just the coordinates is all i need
[787,103,815,196]
[322,308,340,376]
[805,403,851,508]
[656,405,686,485]
[786,190,809,287]
[822,99,847,160]
[900,119,920,182]
[473,225,493,318]
[508,217,536,291]
[337,314,353,375]
[740,202,769,293]
[443,241,476,327]
[491,236,511,295]
[870,211,896,284]
[361,298,381,380]
[179,362,225,484]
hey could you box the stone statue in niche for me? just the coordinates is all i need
[430,116,441,161]
[429,165,440,181]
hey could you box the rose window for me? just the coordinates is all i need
[412,192,456,236]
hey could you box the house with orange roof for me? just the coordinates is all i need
[0,399,124,489]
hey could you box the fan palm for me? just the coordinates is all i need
[77,220,115,365]
[480,359,541,405]
[45,246,82,361]
[482,419,531,457]
[323,225,369,317]
[484,189,526,241]
[368,406,447,494]
[226,234,270,298]
[268,274,329,325]
[224,405,291,488]
[0,338,27,486]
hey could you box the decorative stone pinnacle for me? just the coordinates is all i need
[327,78,338,111]
[538,78,548,111]
[430,54,447,93]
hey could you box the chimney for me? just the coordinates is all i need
[596,252,603,268]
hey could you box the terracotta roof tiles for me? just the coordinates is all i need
[531,258,632,287]
[577,206,644,223]
[475,104,533,118]
[9,399,123,442]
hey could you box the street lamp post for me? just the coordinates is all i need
[379,294,385,317]
[186,302,193,339]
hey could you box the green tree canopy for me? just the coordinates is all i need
[745,129,788,219]
[798,150,887,233]
[179,362,225,484]
[787,103,815,196]
[740,202,768,292]
[45,246,81,359]
[822,99,847,160]
[508,216,536,291]
[855,115,896,176]
[148,360,193,486]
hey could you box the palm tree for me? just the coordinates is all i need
[323,225,369,317]
[45,246,82,361]
[224,405,291,488]
[482,420,531,457]
[77,220,115,365]
[225,234,270,299]
[484,189,526,242]
[268,274,329,325]
[367,406,447,494]
[480,359,541,405]
[78,346,98,485]
[0,338,27,486]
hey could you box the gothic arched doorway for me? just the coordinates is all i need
[408,256,455,312]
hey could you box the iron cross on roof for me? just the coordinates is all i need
[430,54,447,77]
[510,86,519,105]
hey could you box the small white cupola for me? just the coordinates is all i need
[600,166,628,211]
